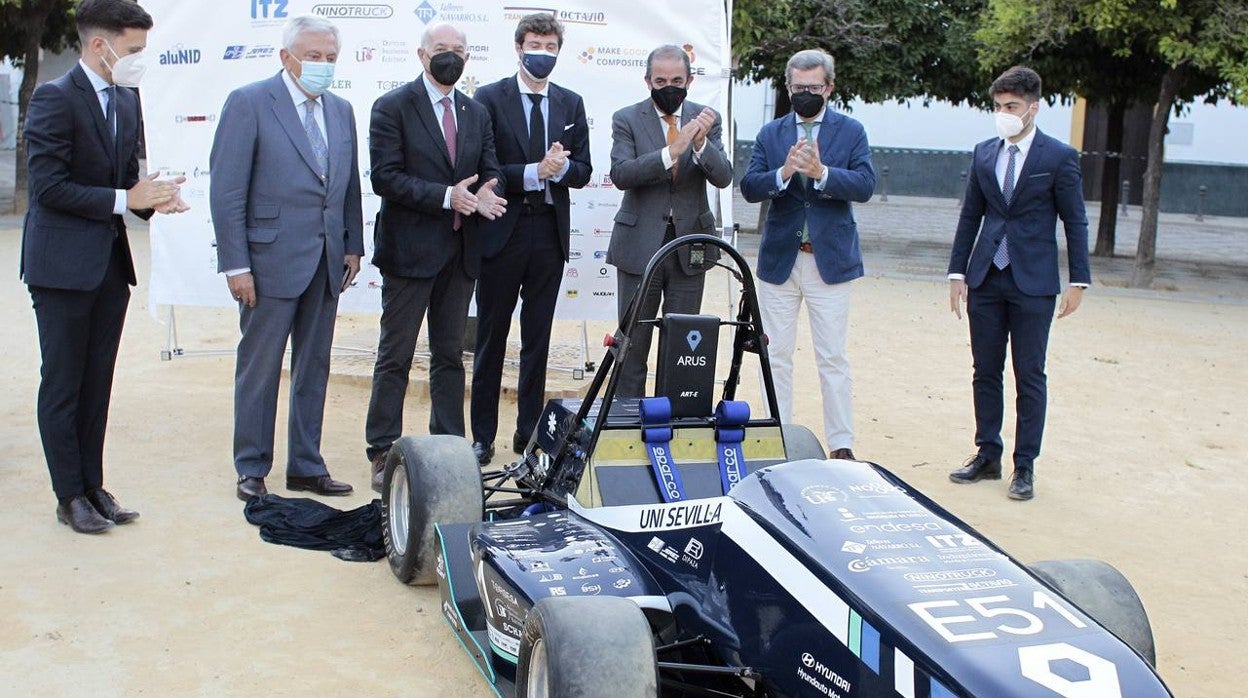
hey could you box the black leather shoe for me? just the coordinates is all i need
[829,448,857,461]
[512,432,527,454]
[56,495,113,534]
[472,441,495,466]
[86,488,139,524]
[237,476,267,501]
[1008,468,1035,500]
[287,474,353,496]
[949,454,1002,484]
[370,451,388,494]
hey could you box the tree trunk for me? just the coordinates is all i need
[1092,102,1126,257]
[1131,62,1188,288]
[13,0,59,214]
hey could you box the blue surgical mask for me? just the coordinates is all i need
[521,51,558,80]
[294,58,335,96]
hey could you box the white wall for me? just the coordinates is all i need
[731,78,1248,165]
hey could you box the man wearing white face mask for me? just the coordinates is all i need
[210,14,364,502]
[468,13,592,465]
[947,66,1091,501]
[22,0,188,534]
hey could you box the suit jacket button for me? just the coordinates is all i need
[805,202,811,208]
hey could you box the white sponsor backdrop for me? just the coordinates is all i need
[142,0,731,319]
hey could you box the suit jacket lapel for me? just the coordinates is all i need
[546,85,565,150]
[324,95,346,182]
[70,66,115,164]
[113,87,132,186]
[1008,130,1045,205]
[409,77,452,169]
[640,100,666,158]
[982,140,1007,209]
[268,73,324,179]
[502,78,529,155]
[453,89,471,170]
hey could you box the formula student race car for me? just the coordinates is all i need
[379,236,1173,697]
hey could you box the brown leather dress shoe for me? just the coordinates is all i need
[829,448,857,461]
[287,474,353,496]
[237,476,267,501]
[56,495,113,534]
[949,454,1002,484]
[87,488,139,524]
[370,451,388,494]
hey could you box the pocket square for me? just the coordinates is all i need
[1029,172,1052,179]
[563,123,575,131]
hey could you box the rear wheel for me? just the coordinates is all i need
[1029,559,1157,666]
[782,423,825,461]
[382,435,483,585]
[516,597,657,698]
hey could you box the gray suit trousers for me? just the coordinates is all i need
[234,256,337,479]
[365,256,474,459]
[614,258,706,398]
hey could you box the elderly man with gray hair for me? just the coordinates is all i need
[211,13,364,501]
[362,22,506,491]
[740,48,876,461]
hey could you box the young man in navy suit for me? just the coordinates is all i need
[22,0,187,534]
[947,66,1091,501]
[469,13,592,465]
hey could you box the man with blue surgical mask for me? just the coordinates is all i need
[210,14,364,502]
[468,13,592,465]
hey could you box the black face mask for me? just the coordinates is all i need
[650,85,687,116]
[428,51,465,87]
[791,91,825,119]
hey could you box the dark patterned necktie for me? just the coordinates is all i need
[527,93,545,206]
[303,99,328,179]
[993,144,1019,269]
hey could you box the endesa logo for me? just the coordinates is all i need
[312,4,394,19]
[158,46,201,66]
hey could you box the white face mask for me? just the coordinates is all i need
[994,110,1028,140]
[103,41,147,88]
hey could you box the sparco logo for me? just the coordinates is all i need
[312,3,393,18]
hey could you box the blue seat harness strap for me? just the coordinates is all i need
[639,397,685,502]
[714,400,750,495]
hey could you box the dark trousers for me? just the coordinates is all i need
[471,209,563,446]
[234,256,338,479]
[365,251,474,460]
[29,240,131,500]
[614,244,706,397]
[967,265,1056,470]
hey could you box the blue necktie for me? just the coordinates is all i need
[993,144,1019,269]
[303,99,328,179]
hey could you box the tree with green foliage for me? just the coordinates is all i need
[0,0,78,213]
[977,0,1247,287]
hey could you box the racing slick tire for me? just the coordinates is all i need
[382,435,484,585]
[516,596,657,698]
[782,423,826,461]
[1029,558,1157,666]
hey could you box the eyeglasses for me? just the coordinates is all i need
[788,84,829,95]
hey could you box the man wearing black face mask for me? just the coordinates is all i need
[606,44,733,398]
[741,49,876,462]
[364,21,506,491]
[468,14,592,465]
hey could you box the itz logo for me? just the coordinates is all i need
[251,0,288,19]
[686,330,702,351]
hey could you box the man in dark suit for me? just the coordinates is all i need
[741,49,876,462]
[469,14,591,465]
[21,0,185,534]
[947,66,1091,501]
[364,22,506,490]
[606,45,733,397]
[211,14,363,502]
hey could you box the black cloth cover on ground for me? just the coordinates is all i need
[243,494,385,562]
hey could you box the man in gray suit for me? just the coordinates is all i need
[210,14,363,501]
[607,44,733,397]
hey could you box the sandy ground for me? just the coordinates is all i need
[2,222,1245,698]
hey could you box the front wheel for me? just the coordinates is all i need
[1028,558,1157,666]
[516,596,657,698]
[382,435,483,585]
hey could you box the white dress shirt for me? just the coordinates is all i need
[421,74,462,211]
[656,103,707,171]
[518,75,569,199]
